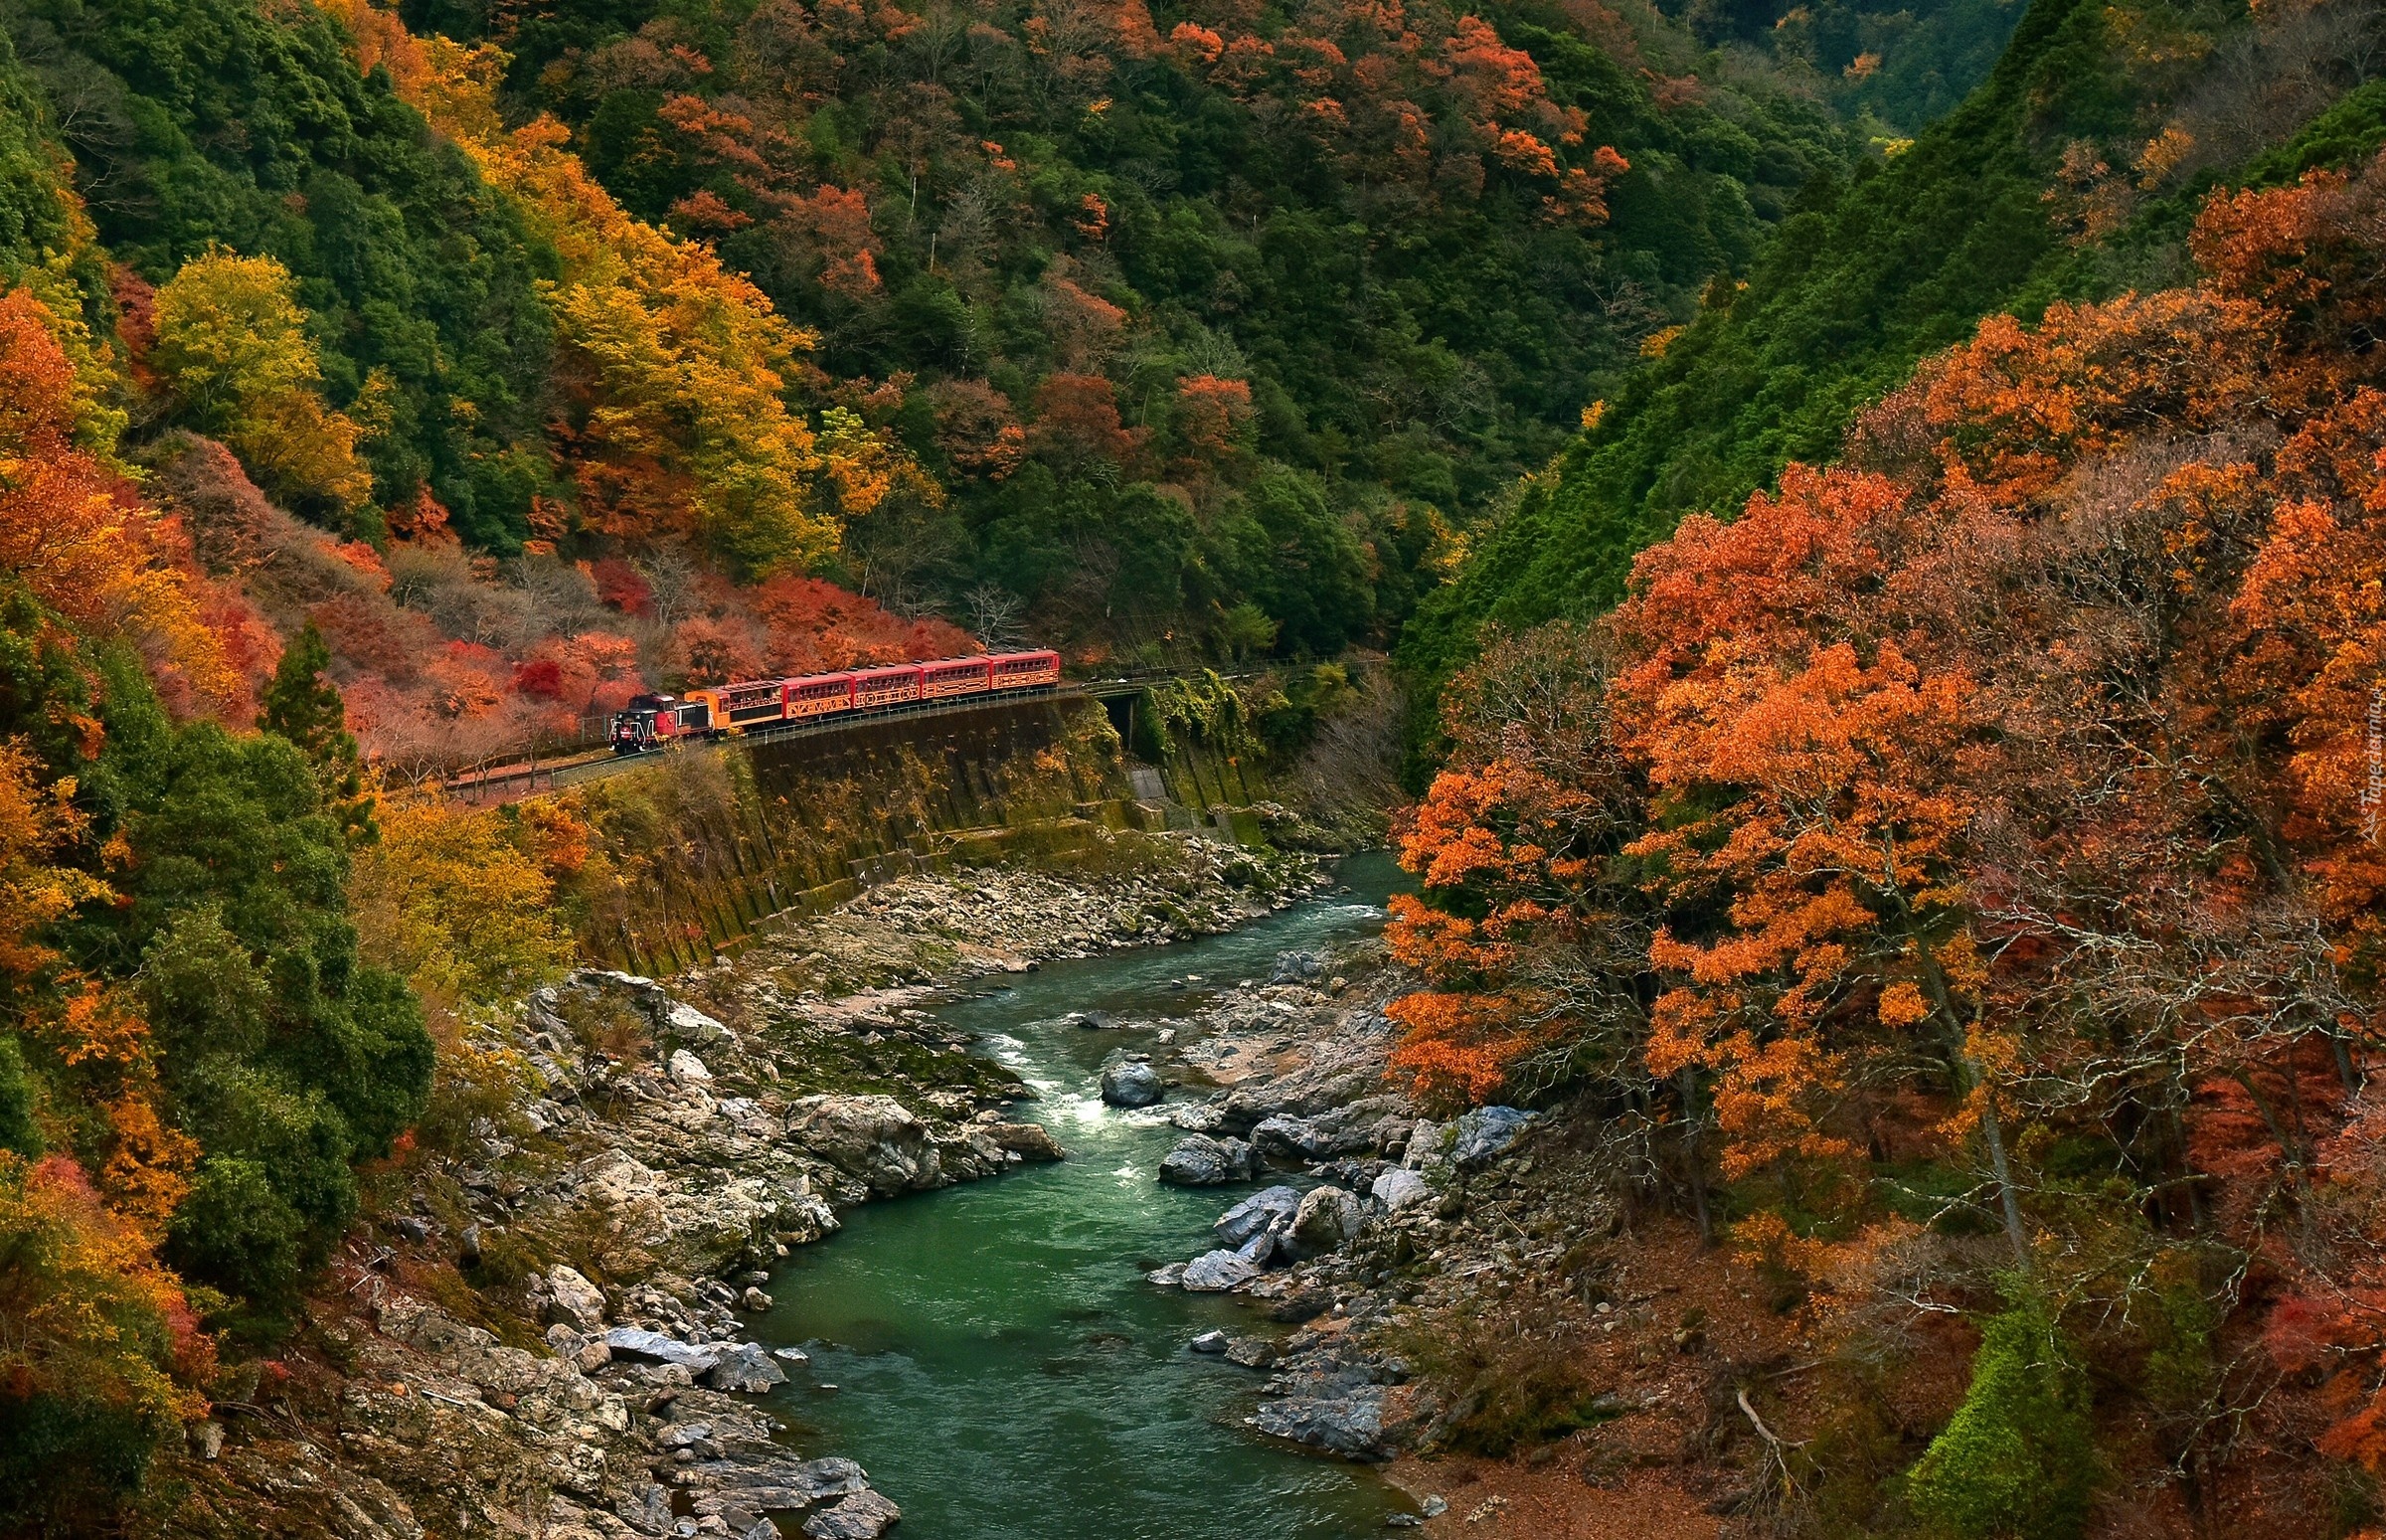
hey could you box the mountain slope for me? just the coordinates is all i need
[1401,0,2386,695]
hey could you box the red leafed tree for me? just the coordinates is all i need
[1030,373,1147,471]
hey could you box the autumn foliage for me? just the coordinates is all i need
[1391,149,2386,1496]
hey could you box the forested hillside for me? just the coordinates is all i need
[397,0,1870,657]
[11,0,2386,1526]
[1388,138,2386,1533]
[1404,0,2386,693]
[0,0,2020,709]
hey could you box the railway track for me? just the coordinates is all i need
[435,678,1161,805]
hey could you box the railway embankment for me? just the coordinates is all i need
[563,687,1345,973]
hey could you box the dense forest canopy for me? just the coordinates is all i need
[0,0,2025,685]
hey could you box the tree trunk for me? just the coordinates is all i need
[1678,1066,1714,1249]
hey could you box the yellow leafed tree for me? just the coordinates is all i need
[314,0,922,575]
[148,250,375,513]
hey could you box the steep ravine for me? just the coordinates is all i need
[149,832,1412,1538]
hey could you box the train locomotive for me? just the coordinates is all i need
[608,649,1062,755]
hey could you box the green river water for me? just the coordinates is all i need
[750,852,1419,1539]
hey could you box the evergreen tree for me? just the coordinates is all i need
[257,621,376,846]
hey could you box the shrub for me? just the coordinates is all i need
[1905,1301,2099,1540]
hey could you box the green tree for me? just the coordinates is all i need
[1906,1301,2099,1540]
[257,620,376,847]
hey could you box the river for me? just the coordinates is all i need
[749,852,1418,1539]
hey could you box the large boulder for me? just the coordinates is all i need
[1370,1167,1436,1214]
[661,999,737,1048]
[1157,1133,1259,1185]
[544,1266,607,1331]
[1181,1249,1262,1291]
[1251,1382,1391,1459]
[1284,1185,1361,1260]
[602,1326,721,1374]
[787,1095,944,1196]
[1451,1106,1536,1167]
[1271,948,1325,984]
[688,1452,866,1512]
[1099,1055,1163,1109]
[703,1341,788,1393]
[803,1489,901,1539]
[982,1121,1067,1160]
[667,1048,714,1083]
[1251,1113,1337,1161]
[1214,1185,1302,1249]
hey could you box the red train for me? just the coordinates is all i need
[608,650,1062,755]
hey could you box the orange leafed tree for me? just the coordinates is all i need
[1388,152,2386,1283]
[0,287,237,715]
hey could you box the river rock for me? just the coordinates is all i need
[1226,1336,1281,1369]
[691,1451,868,1514]
[983,1121,1067,1160]
[1157,1133,1259,1185]
[1271,948,1325,983]
[545,1265,607,1330]
[1181,1249,1262,1291]
[603,1326,721,1373]
[1285,1184,1362,1260]
[772,1345,811,1364]
[1251,1113,1336,1161]
[787,1095,945,1196]
[662,999,736,1047]
[1099,1055,1163,1108]
[803,1489,902,1539]
[703,1341,788,1393]
[1166,1101,1228,1133]
[1213,1185,1302,1249]
[1370,1167,1435,1214]
[1253,1382,1390,1457]
[1450,1106,1536,1166]
[616,1481,673,1533]
[1235,1225,1278,1267]
[742,1285,774,1310]
[1189,1330,1230,1354]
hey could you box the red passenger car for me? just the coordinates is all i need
[786,672,855,720]
[852,664,925,709]
[988,650,1061,689]
[922,657,993,699]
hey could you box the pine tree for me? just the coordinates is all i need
[257,621,376,845]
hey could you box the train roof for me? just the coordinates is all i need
[850,662,925,678]
[986,649,1061,662]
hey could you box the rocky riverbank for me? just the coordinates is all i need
[1117,927,1800,1539]
[153,831,1321,1539]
